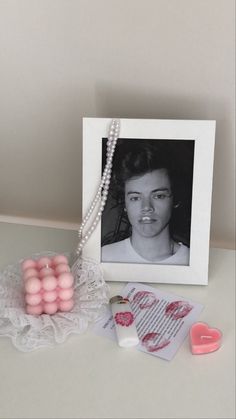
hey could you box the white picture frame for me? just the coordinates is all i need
[82,118,215,285]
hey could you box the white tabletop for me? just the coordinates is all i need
[0,223,235,419]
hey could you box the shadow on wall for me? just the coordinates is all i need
[93,81,228,120]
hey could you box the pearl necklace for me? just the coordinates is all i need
[75,119,120,256]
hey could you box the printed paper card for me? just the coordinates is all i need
[93,282,204,360]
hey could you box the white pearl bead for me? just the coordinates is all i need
[77,119,119,252]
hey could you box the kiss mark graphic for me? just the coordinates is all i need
[165,301,193,320]
[132,291,157,309]
[141,332,170,352]
[115,311,134,327]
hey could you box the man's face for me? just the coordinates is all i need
[124,169,173,238]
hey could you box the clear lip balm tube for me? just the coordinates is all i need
[110,295,139,348]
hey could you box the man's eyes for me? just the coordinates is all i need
[129,193,170,201]
[152,193,168,200]
[129,196,141,201]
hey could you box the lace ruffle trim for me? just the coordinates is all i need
[0,252,109,352]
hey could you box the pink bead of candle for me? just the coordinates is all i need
[41,275,57,291]
[23,268,39,281]
[25,293,42,306]
[58,272,74,289]
[44,302,58,315]
[25,277,42,294]
[58,287,74,301]
[55,263,70,275]
[37,257,53,269]
[22,254,74,315]
[21,259,37,271]
[59,299,74,312]
[43,290,57,303]
[39,267,55,278]
[52,254,68,266]
[26,304,43,315]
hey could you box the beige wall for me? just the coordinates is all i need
[0,0,235,248]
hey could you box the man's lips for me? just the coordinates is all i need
[139,216,157,224]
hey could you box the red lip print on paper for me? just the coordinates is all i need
[132,291,157,309]
[115,311,134,327]
[141,333,170,352]
[165,301,193,320]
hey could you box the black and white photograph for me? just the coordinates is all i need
[83,117,215,285]
[101,138,195,266]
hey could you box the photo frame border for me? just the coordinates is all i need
[82,117,216,285]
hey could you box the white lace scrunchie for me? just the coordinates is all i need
[0,251,109,352]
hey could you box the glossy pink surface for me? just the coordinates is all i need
[190,322,222,355]
[21,255,74,315]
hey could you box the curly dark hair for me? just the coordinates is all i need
[110,139,183,208]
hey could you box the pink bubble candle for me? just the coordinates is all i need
[21,255,74,315]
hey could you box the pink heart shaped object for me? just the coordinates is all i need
[190,322,222,355]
